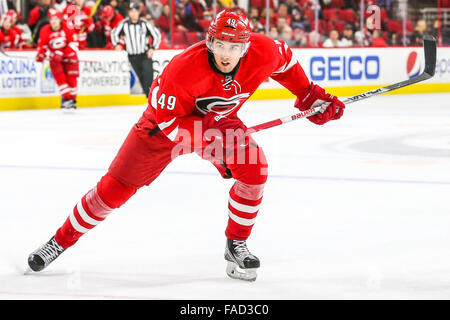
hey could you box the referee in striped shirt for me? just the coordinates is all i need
[111,2,161,97]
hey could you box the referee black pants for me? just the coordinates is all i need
[128,53,153,97]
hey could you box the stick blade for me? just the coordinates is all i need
[423,35,437,77]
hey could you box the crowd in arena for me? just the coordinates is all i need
[0,0,445,50]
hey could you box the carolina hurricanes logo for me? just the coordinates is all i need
[49,35,67,49]
[406,51,422,79]
[195,93,251,115]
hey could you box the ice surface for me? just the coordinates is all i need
[1,93,450,299]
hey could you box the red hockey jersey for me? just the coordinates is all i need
[63,4,94,49]
[37,24,78,61]
[95,12,124,49]
[0,28,20,48]
[142,33,310,145]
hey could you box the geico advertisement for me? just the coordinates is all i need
[259,47,450,89]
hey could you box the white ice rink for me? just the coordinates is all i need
[0,93,450,300]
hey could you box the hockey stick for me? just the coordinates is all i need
[79,0,102,34]
[248,35,437,133]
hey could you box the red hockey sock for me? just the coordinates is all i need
[55,173,137,248]
[225,181,265,241]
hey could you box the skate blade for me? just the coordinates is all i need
[61,108,76,114]
[23,267,35,275]
[226,261,257,282]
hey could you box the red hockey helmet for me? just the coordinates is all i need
[6,9,18,20]
[101,5,115,20]
[48,8,63,20]
[207,9,251,57]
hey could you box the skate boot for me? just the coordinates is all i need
[224,238,260,282]
[69,99,77,110]
[61,99,75,113]
[28,236,65,272]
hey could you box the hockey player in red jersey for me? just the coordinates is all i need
[0,14,21,49]
[36,8,80,110]
[28,10,345,281]
[95,5,124,49]
[63,0,95,49]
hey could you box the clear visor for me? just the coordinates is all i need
[210,39,246,59]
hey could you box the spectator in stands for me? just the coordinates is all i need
[291,27,308,47]
[339,24,354,47]
[280,25,295,46]
[112,0,130,18]
[249,15,263,32]
[268,25,278,39]
[155,3,170,34]
[249,7,260,20]
[259,7,274,27]
[177,0,204,32]
[145,0,163,20]
[275,16,288,34]
[186,0,211,21]
[285,0,301,16]
[354,30,369,46]
[28,0,52,46]
[322,29,341,47]
[371,29,387,47]
[291,7,311,32]
[272,3,292,26]
[308,30,322,47]
[410,19,427,46]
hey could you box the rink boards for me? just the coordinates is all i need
[0,46,449,111]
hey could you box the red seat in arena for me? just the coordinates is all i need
[331,0,345,8]
[398,20,415,34]
[304,9,315,22]
[380,8,388,23]
[186,32,200,44]
[199,19,211,31]
[323,8,339,21]
[335,21,346,33]
[387,20,400,33]
[172,32,187,46]
[339,9,356,23]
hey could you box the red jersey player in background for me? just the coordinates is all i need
[36,8,80,110]
[5,10,29,48]
[28,10,345,281]
[95,5,124,49]
[0,14,23,49]
[63,0,95,50]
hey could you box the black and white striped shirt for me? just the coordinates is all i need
[111,18,161,55]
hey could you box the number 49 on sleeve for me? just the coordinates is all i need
[158,93,177,110]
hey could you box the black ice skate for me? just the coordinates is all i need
[61,99,76,113]
[68,99,77,110]
[224,238,260,282]
[28,236,65,272]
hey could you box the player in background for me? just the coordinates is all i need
[95,5,124,49]
[63,0,95,50]
[28,10,345,281]
[0,14,21,48]
[5,10,30,48]
[36,8,80,110]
